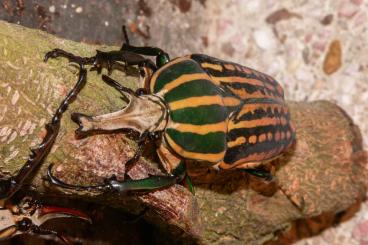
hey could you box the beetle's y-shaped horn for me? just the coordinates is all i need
[71,76,168,135]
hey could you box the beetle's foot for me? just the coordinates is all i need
[44,48,95,68]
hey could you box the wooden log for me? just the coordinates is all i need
[0,21,367,244]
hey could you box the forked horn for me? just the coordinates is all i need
[71,93,167,135]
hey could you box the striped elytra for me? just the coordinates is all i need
[150,54,295,170]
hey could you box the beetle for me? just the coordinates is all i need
[45,27,296,193]
[0,60,91,242]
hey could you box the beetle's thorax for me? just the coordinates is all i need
[75,94,168,135]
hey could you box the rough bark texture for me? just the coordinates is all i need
[0,21,367,244]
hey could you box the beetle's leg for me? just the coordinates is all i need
[45,46,155,77]
[124,131,163,176]
[156,144,195,194]
[93,49,157,75]
[101,75,136,98]
[0,66,87,201]
[46,162,186,193]
[184,174,195,195]
[121,44,170,69]
[121,26,170,68]
[44,49,95,67]
[16,217,70,244]
[241,168,275,182]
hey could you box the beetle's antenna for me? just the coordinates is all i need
[122,25,130,46]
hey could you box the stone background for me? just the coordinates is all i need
[1,0,367,244]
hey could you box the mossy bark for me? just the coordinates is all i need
[0,21,367,244]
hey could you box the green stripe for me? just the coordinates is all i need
[170,105,228,125]
[166,128,226,154]
[153,59,204,93]
[164,79,220,103]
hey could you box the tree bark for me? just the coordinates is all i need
[0,21,367,244]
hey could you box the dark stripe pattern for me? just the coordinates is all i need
[190,53,285,100]
[152,59,204,93]
[190,54,295,166]
[170,105,228,125]
[164,79,219,102]
[166,129,226,154]
[225,100,295,164]
[152,58,228,162]
[151,55,295,166]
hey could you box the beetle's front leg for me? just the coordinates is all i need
[46,142,187,193]
[46,162,186,193]
[44,48,95,67]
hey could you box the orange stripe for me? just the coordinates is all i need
[223,96,241,107]
[156,73,211,96]
[248,135,257,144]
[258,133,267,142]
[168,95,223,111]
[241,66,254,75]
[227,136,246,148]
[150,57,189,93]
[212,76,264,87]
[201,62,223,72]
[218,160,262,170]
[228,116,285,130]
[226,152,279,168]
[224,64,235,70]
[168,121,227,135]
[236,103,285,118]
[165,133,225,162]
[226,87,284,101]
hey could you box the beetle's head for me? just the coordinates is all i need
[71,92,168,135]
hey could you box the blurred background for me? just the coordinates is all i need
[1,0,367,244]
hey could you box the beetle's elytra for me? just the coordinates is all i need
[45,27,296,193]
[150,54,295,170]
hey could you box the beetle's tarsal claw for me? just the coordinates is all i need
[43,48,60,62]
[71,112,93,133]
